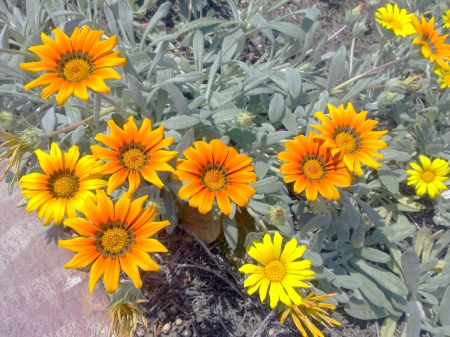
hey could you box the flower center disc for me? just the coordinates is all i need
[61,57,92,82]
[48,171,79,199]
[422,171,435,183]
[201,167,228,191]
[302,158,326,181]
[101,228,130,254]
[335,131,358,154]
[390,21,403,30]
[265,260,286,282]
[118,142,148,172]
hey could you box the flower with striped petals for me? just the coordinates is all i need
[58,190,169,293]
[19,142,106,226]
[311,102,388,177]
[20,25,126,105]
[174,139,257,216]
[91,117,178,196]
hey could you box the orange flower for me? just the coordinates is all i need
[59,190,169,293]
[91,117,178,195]
[311,102,388,176]
[412,15,450,64]
[278,131,352,201]
[20,25,126,105]
[174,139,257,215]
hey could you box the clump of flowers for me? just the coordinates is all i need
[90,116,178,195]
[174,139,257,215]
[20,143,107,226]
[239,232,315,309]
[280,291,340,337]
[59,190,169,293]
[278,131,353,201]
[375,3,416,37]
[406,155,449,199]
[312,102,388,177]
[20,25,127,105]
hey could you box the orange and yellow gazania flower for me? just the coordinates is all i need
[20,25,126,106]
[20,143,107,226]
[280,291,340,337]
[375,4,416,38]
[91,117,178,195]
[406,155,449,199]
[434,62,450,89]
[239,232,315,309]
[278,131,352,201]
[412,15,450,65]
[59,190,169,293]
[443,10,450,29]
[311,102,388,177]
[174,139,257,215]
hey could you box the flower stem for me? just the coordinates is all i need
[349,38,356,75]
[330,55,410,95]
[372,35,387,69]
[0,48,39,60]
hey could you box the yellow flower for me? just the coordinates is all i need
[59,190,169,293]
[280,291,341,337]
[174,139,257,215]
[278,131,353,201]
[91,116,178,196]
[239,232,315,309]
[434,62,450,89]
[311,102,388,177]
[443,10,450,29]
[375,4,416,37]
[20,143,106,226]
[412,15,450,64]
[20,25,126,106]
[406,155,449,199]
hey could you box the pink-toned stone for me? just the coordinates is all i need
[0,181,109,337]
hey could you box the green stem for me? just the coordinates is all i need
[349,38,356,75]
[46,106,117,138]
[372,35,387,69]
[330,55,409,95]
[0,48,39,60]
[91,91,129,115]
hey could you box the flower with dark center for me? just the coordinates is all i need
[59,190,169,293]
[20,143,106,226]
[91,116,178,195]
[20,25,126,105]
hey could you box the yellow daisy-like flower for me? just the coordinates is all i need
[375,4,416,37]
[412,15,450,64]
[280,291,341,337]
[277,131,353,201]
[443,10,450,29]
[434,62,450,89]
[406,155,449,199]
[20,25,126,106]
[311,102,388,177]
[239,232,315,309]
[174,139,257,215]
[20,143,106,226]
[59,190,169,293]
[91,116,178,196]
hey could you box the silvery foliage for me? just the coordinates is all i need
[0,0,449,334]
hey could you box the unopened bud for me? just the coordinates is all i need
[0,111,15,130]
[385,78,405,93]
[352,19,369,38]
[236,111,254,128]
[266,203,291,227]
[377,91,398,107]
[345,4,363,26]
[366,0,380,10]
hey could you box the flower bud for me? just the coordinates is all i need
[352,20,369,39]
[0,111,15,130]
[266,203,291,227]
[366,0,380,10]
[345,4,363,26]
[309,196,333,216]
[236,110,254,128]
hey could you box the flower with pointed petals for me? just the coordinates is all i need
[20,25,126,106]
[174,139,257,215]
[278,131,352,201]
[406,156,449,199]
[91,117,178,196]
[434,62,450,89]
[280,291,340,337]
[375,4,416,37]
[443,10,450,29]
[412,15,450,64]
[20,143,106,226]
[311,102,388,176]
[239,232,315,309]
[58,190,169,293]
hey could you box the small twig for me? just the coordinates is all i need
[214,300,234,336]
[177,263,245,298]
[328,24,347,41]
[251,310,275,337]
